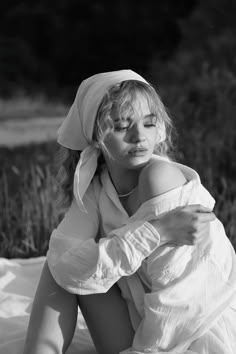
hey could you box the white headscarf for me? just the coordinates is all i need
[57,69,150,212]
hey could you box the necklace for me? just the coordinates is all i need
[118,186,137,198]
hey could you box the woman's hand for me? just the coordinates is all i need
[149,204,216,246]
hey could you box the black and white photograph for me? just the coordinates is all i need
[0,1,236,353]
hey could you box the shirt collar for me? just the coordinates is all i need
[100,168,129,216]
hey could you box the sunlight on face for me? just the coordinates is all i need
[103,93,158,173]
[112,98,158,132]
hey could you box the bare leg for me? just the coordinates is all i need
[23,261,78,354]
[24,261,134,354]
[78,284,134,354]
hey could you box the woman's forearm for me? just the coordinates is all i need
[47,202,215,296]
[47,220,160,295]
[23,261,78,354]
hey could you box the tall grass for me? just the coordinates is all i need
[0,103,236,259]
[149,37,236,247]
[0,143,64,258]
[1,35,236,257]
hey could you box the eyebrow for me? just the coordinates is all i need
[114,113,156,122]
[143,113,156,119]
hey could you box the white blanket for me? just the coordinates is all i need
[0,257,96,354]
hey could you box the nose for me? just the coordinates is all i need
[129,121,146,144]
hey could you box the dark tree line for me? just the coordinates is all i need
[0,0,196,98]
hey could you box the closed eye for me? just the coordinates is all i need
[114,125,129,131]
[113,114,157,131]
[114,117,131,131]
[143,114,158,127]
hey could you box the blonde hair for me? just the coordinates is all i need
[93,80,174,157]
[57,80,176,208]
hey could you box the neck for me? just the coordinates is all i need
[107,166,140,196]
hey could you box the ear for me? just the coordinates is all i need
[156,121,166,143]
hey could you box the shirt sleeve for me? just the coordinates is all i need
[47,185,161,295]
[120,219,236,354]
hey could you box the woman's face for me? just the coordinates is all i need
[102,93,158,173]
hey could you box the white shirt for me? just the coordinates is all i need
[47,156,236,353]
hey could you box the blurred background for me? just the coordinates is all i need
[0,0,236,258]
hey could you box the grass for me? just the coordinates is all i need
[0,122,236,258]
[0,142,65,258]
[1,41,236,257]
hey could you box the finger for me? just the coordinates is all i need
[194,221,210,233]
[196,212,216,223]
[182,204,213,213]
[192,222,213,242]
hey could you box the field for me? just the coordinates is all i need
[0,96,68,258]
[0,65,236,258]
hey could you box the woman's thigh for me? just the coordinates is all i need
[78,283,134,354]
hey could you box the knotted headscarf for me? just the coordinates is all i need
[57,69,150,212]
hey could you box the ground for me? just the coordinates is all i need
[0,117,64,147]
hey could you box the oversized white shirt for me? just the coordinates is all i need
[47,156,236,353]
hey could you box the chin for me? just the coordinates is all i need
[125,157,150,170]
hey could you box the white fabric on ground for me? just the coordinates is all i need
[0,256,96,354]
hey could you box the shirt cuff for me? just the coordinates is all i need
[110,220,161,259]
[129,221,161,258]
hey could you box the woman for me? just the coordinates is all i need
[23,70,216,354]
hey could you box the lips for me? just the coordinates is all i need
[129,147,148,155]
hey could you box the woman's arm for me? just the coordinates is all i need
[47,174,215,295]
[48,213,161,294]
[138,159,187,204]
[120,219,236,354]
[137,160,213,246]
[119,160,231,354]
[23,168,215,353]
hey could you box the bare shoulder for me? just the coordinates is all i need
[138,159,187,203]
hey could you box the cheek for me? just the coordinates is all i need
[148,129,158,145]
[104,135,124,155]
